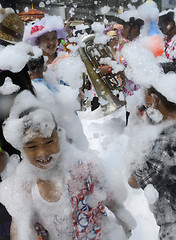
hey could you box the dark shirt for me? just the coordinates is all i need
[134,124,176,226]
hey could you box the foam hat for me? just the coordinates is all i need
[24,15,67,46]
[106,30,119,38]
[104,24,123,37]
[0,8,24,44]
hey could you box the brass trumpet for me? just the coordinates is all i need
[79,34,126,116]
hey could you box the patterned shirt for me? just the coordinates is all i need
[164,35,176,61]
[67,161,107,240]
[134,124,176,226]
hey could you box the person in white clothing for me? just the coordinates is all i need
[0,105,136,240]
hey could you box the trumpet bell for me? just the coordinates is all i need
[79,34,126,116]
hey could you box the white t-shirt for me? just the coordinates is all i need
[32,183,75,240]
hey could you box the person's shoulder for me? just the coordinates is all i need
[160,123,176,136]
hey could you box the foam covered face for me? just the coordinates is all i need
[38,31,58,55]
[122,23,131,40]
[23,129,60,170]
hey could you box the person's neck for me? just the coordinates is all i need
[30,72,43,81]
[43,52,56,65]
[37,179,62,202]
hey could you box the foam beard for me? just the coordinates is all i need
[21,150,62,180]
[36,151,61,170]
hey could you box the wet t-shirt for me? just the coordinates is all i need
[32,183,75,240]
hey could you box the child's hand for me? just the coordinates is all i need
[99,65,112,75]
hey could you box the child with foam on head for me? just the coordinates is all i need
[0,104,136,240]
[128,86,176,240]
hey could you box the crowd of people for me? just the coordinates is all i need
[0,0,176,239]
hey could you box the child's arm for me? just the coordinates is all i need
[105,199,136,238]
[10,218,18,240]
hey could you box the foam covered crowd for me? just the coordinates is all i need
[0,0,176,240]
